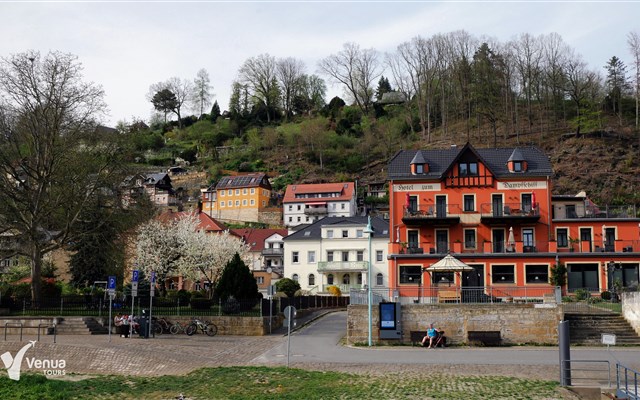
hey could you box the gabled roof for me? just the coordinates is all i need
[215,173,271,190]
[388,143,553,180]
[283,182,355,204]
[230,228,289,251]
[284,216,390,241]
[145,173,171,185]
[157,210,228,233]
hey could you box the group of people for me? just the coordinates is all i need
[420,323,446,348]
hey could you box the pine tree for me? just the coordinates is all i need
[214,253,259,301]
[210,100,221,123]
[375,76,392,101]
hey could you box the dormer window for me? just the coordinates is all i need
[507,148,527,173]
[513,161,523,172]
[410,152,428,175]
[415,164,424,174]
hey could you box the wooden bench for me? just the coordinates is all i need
[438,290,461,303]
[410,331,427,346]
[468,331,501,346]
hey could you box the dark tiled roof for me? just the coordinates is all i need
[215,173,271,190]
[284,216,390,241]
[388,143,552,180]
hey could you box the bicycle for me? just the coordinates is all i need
[170,321,187,335]
[186,318,217,336]
[154,317,172,334]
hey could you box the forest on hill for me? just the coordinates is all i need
[122,30,640,206]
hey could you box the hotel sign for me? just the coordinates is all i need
[498,181,547,190]
[393,183,441,192]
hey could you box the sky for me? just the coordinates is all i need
[1,1,638,127]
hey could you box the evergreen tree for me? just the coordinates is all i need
[214,253,259,301]
[275,278,301,298]
[375,76,392,101]
[210,100,221,123]
[604,56,629,122]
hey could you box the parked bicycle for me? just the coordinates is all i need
[153,317,172,334]
[170,321,187,335]
[186,318,217,336]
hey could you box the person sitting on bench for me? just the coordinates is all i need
[421,323,439,348]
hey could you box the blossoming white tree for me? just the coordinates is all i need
[134,214,251,296]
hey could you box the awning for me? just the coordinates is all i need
[425,254,474,272]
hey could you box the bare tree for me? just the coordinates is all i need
[509,33,543,136]
[148,77,193,128]
[627,31,640,130]
[318,42,381,114]
[564,50,602,135]
[0,51,126,303]
[238,53,280,122]
[276,57,305,119]
[192,68,213,118]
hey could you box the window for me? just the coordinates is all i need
[557,228,568,248]
[288,217,293,222]
[292,274,299,282]
[463,195,475,212]
[342,230,348,238]
[251,188,255,194]
[356,229,363,238]
[242,199,247,206]
[297,216,301,222]
[235,189,240,195]
[308,251,316,263]
[308,274,315,286]
[220,201,225,207]
[342,251,349,262]
[221,191,225,197]
[327,274,334,285]
[399,265,421,284]
[492,265,515,284]
[376,273,384,286]
[464,229,476,249]
[250,199,255,206]
[228,189,232,195]
[327,251,334,262]
[327,230,333,238]
[415,164,424,174]
[297,205,301,211]
[256,276,264,284]
[521,194,532,212]
[513,161,523,172]
[525,265,549,284]
[376,250,383,262]
[433,272,454,285]
[357,251,364,261]
[288,205,293,211]
[357,273,362,285]
[459,162,478,176]
[523,228,534,251]
[408,230,419,249]
[235,200,240,206]
[292,251,299,263]
[342,274,350,284]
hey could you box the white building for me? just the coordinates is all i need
[282,182,357,227]
[283,216,390,294]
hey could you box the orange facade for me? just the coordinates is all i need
[386,143,639,300]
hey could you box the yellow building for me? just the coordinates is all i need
[201,173,272,224]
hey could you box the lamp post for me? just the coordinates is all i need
[364,216,374,347]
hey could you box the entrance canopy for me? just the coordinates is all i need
[425,254,474,272]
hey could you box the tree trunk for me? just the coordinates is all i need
[30,246,43,306]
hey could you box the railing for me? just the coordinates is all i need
[402,204,462,219]
[304,206,328,215]
[317,261,368,272]
[262,248,284,256]
[322,284,363,293]
[261,295,349,317]
[553,204,637,220]
[359,286,557,304]
[480,203,540,218]
[617,364,640,400]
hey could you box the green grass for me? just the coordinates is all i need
[0,366,563,400]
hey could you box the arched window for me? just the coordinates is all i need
[343,274,350,284]
[376,273,384,286]
[308,274,315,286]
[327,274,334,285]
[357,273,362,285]
[292,274,299,282]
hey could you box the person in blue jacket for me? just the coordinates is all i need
[421,323,439,348]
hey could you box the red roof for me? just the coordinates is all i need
[157,210,228,233]
[230,228,288,251]
[283,182,355,204]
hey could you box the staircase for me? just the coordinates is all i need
[55,317,109,335]
[565,313,640,345]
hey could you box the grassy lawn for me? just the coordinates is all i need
[0,366,562,400]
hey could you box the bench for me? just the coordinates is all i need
[438,290,461,303]
[468,331,501,346]
[410,330,427,346]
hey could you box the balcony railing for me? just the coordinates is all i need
[317,261,368,272]
[392,240,640,255]
[480,202,540,218]
[351,286,557,304]
[304,206,328,215]
[262,248,284,256]
[403,203,462,219]
[553,204,637,220]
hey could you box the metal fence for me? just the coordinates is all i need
[350,286,557,304]
[617,363,640,400]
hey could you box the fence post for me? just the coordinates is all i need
[177,298,180,317]
[99,298,102,318]
[218,298,222,316]
[23,298,26,315]
[60,298,64,315]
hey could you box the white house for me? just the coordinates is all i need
[283,216,390,294]
[282,182,357,227]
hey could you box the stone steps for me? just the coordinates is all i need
[565,313,640,346]
[55,317,108,335]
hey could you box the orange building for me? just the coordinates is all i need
[387,143,639,302]
[201,173,272,224]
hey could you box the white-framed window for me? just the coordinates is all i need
[357,251,364,261]
[463,194,475,212]
[251,188,255,194]
[327,230,334,238]
[327,251,333,262]
[342,230,348,238]
[288,205,293,211]
[292,251,299,263]
[342,251,349,262]
[525,264,549,284]
[327,274,334,285]
[262,201,266,207]
[235,189,240,195]
[243,188,247,194]
[292,274,299,282]
[356,229,363,238]
[250,199,255,206]
[256,276,264,284]
[376,250,383,262]
[242,199,247,206]
[556,228,568,248]
[491,264,515,284]
[376,273,384,286]
[220,201,225,207]
[308,274,315,286]
[308,251,316,263]
[221,191,225,197]
[464,229,477,249]
[235,200,240,206]
[228,189,232,195]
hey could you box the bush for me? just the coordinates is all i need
[275,278,300,298]
[326,286,342,297]
[167,289,192,304]
[574,288,591,301]
[190,298,212,309]
[601,290,612,300]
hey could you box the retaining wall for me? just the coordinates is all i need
[622,292,640,335]
[347,304,562,345]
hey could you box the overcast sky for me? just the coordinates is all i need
[1,1,638,127]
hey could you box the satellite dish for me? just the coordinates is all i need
[267,267,273,274]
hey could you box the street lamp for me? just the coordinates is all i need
[364,216,374,347]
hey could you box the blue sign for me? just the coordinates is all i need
[108,276,116,290]
[150,271,156,283]
[132,270,139,283]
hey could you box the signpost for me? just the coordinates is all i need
[107,276,116,343]
[283,305,296,368]
[148,272,155,338]
[130,270,139,339]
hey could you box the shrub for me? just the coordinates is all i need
[326,286,342,297]
[275,278,301,298]
[574,288,591,301]
[601,290,612,300]
[190,298,212,309]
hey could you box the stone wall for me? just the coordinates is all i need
[622,292,640,335]
[167,316,281,336]
[347,304,562,345]
[0,317,55,336]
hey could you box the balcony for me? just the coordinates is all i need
[402,204,461,227]
[480,203,540,225]
[317,261,368,272]
[262,248,284,257]
[304,206,328,215]
[553,204,637,220]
